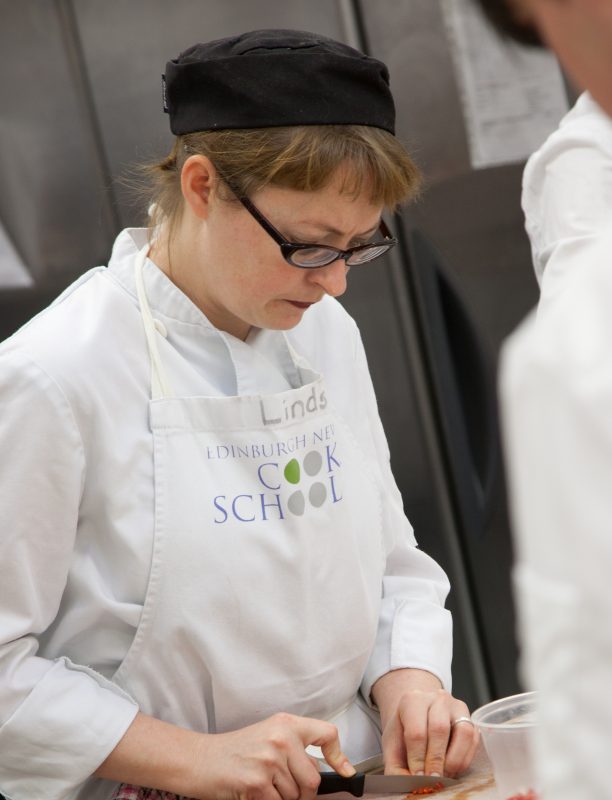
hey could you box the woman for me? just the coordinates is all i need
[0,30,478,800]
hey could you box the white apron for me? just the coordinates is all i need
[83,247,388,798]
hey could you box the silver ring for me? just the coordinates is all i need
[451,716,474,728]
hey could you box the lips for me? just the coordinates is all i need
[287,300,315,309]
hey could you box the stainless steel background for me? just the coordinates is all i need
[0,0,545,709]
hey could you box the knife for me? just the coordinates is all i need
[318,772,458,795]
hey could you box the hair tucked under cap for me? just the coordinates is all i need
[162,29,396,135]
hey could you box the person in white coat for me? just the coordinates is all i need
[472,2,612,800]
[522,90,612,315]
[0,30,478,800]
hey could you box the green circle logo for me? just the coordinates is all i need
[283,450,330,516]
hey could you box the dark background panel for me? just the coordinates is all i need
[357,0,539,347]
[358,0,472,184]
[358,0,541,699]
[0,0,115,282]
[72,0,348,226]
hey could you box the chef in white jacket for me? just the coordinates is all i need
[471,2,612,800]
[0,30,478,800]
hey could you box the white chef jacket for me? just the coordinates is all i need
[522,91,612,315]
[500,227,612,800]
[0,228,452,800]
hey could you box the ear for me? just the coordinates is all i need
[180,155,219,220]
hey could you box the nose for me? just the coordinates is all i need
[309,257,349,298]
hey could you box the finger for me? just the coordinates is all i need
[381,715,410,775]
[288,753,323,800]
[319,736,355,777]
[266,786,286,800]
[459,725,480,775]
[309,755,321,770]
[270,769,301,800]
[252,774,286,800]
[423,700,451,776]
[464,725,481,770]
[297,718,355,777]
[384,761,411,775]
[447,723,480,777]
[398,692,431,774]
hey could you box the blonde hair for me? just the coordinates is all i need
[142,125,421,235]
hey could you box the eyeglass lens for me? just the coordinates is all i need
[289,243,393,268]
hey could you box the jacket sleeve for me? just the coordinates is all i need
[349,333,453,704]
[0,346,138,800]
[522,97,612,314]
[499,272,612,800]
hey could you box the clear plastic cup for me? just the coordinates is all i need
[471,691,539,800]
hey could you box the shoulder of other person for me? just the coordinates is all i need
[507,229,612,381]
[526,92,612,178]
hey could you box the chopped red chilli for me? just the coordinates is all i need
[405,782,445,796]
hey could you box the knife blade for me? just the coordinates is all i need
[318,772,458,795]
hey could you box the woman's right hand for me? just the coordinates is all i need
[188,712,355,800]
[98,711,354,800]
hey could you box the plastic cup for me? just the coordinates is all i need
[471,691,539,800]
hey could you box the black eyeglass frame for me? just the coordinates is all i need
[235,192,398,269]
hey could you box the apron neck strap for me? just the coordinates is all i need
[134,243,320,401]
[134,244,173,400]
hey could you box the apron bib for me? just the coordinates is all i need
[111,246,386,768]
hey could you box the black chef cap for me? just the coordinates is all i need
[162,29,395,135]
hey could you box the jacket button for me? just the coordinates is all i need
[153,318,168,338]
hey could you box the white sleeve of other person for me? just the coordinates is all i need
[499,229,612,800]
[522,92,612,315]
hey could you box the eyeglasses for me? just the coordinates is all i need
[232,188,397,269]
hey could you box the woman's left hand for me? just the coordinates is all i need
[371,668,480,778]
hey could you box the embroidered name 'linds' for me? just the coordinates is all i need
[260,384,327,426]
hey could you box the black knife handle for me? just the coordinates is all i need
[317,772,366,796]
